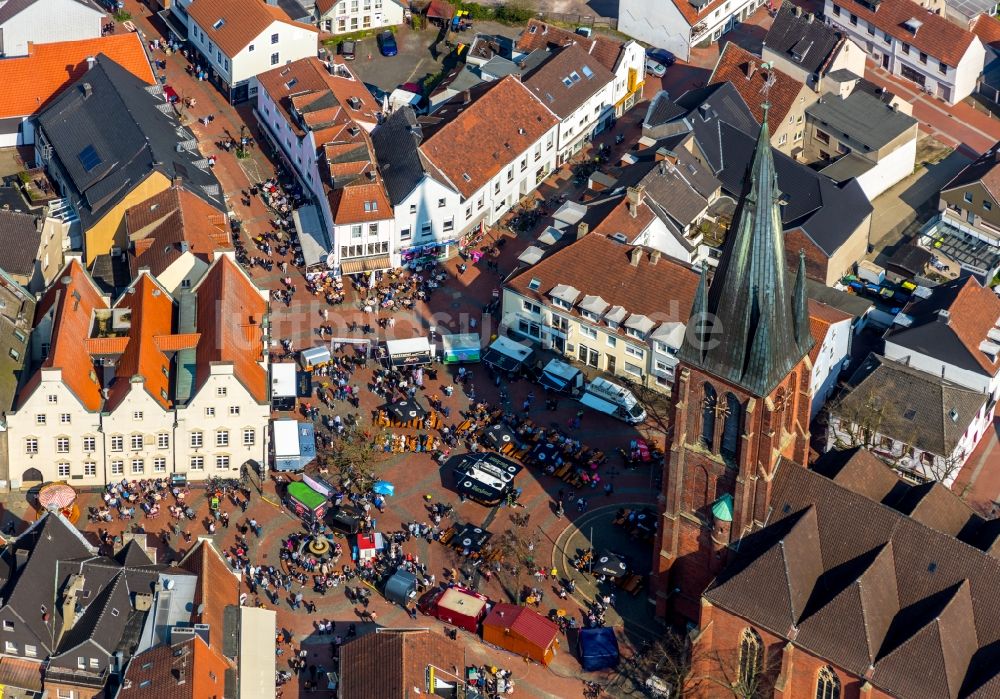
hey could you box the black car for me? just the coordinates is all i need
[340,40,356,60]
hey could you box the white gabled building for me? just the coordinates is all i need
[315,0,405,35]
[0,0,104,57]
[176,0,317,102]
[255,56,395,274]
[5,254,270,488]
[373,76,559,265]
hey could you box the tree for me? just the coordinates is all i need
[316,427,391,494]
[484,519,537,604]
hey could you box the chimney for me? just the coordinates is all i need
[745,60,757,80]
[462,90,472,105]
[81,82,93,98]
[793,5,802,16]
[85,56,96,71]
[629,247,642,266]
[650,249,660,265]
[576,222,589,240]
[58,574,86,646]
[626,186,644,217]
[806,12,815,22]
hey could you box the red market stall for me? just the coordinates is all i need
[482,603,560,665]
[418,586,489,633]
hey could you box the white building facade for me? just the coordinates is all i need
[316,0,405,34]
[0,0,103,57]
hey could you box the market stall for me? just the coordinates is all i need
[285,481,328,521]
[272,419,317,472]
[578,627,620,671]
[538,359,583,395]
[384,337,433,367]
[384,568,418,606]
[448,452,521,506]
[355,532,385,563]
[419,586,489,633]
[271,362,297,411]
[482,336,533,374]
[299,345,331,371]
[482,603,560,665]
[440,333,481,364]
[327,504,364,535]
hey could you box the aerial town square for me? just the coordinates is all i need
[0,0,1000,696]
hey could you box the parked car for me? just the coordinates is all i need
[645,57,666,77]
[646,47,676,66]
[378,30,398,57]
[340,40,356,60]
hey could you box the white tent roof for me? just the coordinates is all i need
[518,246,545,265]
[271,362,296,398]
[273,419,301,457]
[385,336,431,356]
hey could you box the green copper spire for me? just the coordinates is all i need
[680,106,814,396]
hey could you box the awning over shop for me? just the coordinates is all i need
[292,205,330,268]
[385,336,433,366]
[272,420,317,472]
[157,9,188,40]
[341,255,392,274]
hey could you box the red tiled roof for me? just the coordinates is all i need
[830,0,978,67]
[808,299,852,363]
[187,0,316,58]
[419,76,559,198]
[590,196,656,241]
[710,43,803,128]
[20,259,107,411]
[155,333,201,352]
[972,14,1000,49]
[328,180,392,224]
[668,0,734,27]
[0,34,154,119]
[127,186,231,278]
[83,337,130,355]
[179,540,242,657]
[119,635,231,699]
[506,233,700,333]
[194,256,268,403]
[940,277,1000,373]
[482,603,559,651]
[105,274,176,411]
[515,19,623,72]
[339,629,466,699]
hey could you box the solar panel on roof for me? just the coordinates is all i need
[78,145,102,173]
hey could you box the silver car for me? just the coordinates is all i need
[645,57,666,77]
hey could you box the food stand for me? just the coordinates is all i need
[327,504,364,535]
[384,337,433,367]
[272,419,317,472]
[440,333,481,364]
[538,359,583,395]
[354,532,385,563]
[299,345,331,371]
[285,481,328,521]
[419,586,489,633]
[482,603,560,665]
[271,362,297,411]
[482,336,533,374]
[448,452,522,506]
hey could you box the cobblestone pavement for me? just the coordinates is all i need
[0,4,667,696]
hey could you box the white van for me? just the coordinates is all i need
[580,377,647,424]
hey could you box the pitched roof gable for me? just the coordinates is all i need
[710,42,804,128]
[418,76,558,198]
[21,258,106,411]
[0,34,154,120]
[186,0,315,58]
[515,19,624,72]
[192,256,268,403]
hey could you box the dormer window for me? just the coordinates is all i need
[212,18,225,29]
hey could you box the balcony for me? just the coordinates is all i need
[45,664,110,689]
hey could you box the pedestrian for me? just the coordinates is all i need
[293,591,304,610]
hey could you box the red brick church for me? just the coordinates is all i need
[651,112,1000,698]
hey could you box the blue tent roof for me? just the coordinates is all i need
[578,627,619,671]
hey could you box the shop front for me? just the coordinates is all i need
[400,239,460,267]
[384,337,434,367]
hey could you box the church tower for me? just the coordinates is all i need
[652,108,815,622]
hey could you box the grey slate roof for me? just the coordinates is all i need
[819,151,876,182]
[681,113,813,396]
[806,90,917,152]
[36,55,224,235]
[705,450,1000,698]
[645,84,874,257]
[521,44,615,119]
[0,514,183,662]
[805,278,873,317]
[0,210,40,278]
[371,107,427,205]
[836,353,989,456]
[763,2,841,75]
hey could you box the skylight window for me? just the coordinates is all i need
[284,78,298,90]
[581,65,594,79]
[569,71,581,83]
[562,77,573,87]
[212,18,225,29]
[77,145,102,173]
[528,278,541,290]
[462,173,472,182]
